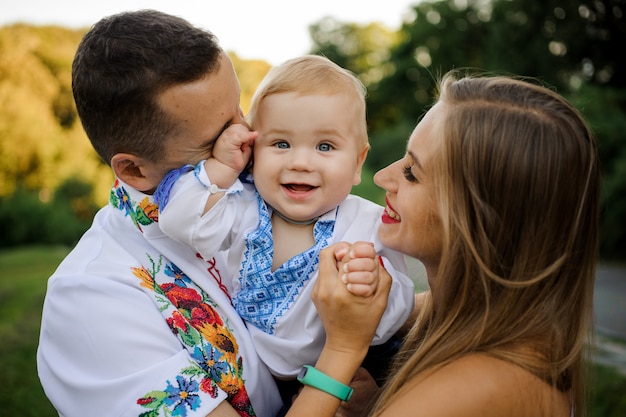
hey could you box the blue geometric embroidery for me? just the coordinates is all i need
[152,164,194,209]
[234,193,335,334]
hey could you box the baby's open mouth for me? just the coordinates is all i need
[284,184,316,192]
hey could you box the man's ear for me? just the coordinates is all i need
[111,153,157,193]
[353,144,370,186]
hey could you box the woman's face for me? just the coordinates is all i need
[374,102,445,278]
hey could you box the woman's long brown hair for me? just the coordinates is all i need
[371,73,599,417]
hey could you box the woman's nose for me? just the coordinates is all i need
[374,160,399,190]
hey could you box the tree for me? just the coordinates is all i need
[0,24,109,199]
[309,17,400,88]
[229,52,271,114]
[308,17,403,202]
[308,0,626,260]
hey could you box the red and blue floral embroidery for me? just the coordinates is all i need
[110,180,254,415]
[136,373,203,416]
[131,245,254,416]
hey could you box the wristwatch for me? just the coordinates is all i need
[297,365,354,401]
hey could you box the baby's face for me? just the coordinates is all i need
[251,92,368,222]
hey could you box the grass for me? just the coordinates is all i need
[1,245,625,416]
[0,245,69,417]
[591,363,626,417]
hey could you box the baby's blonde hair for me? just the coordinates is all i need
[247,55,369,148]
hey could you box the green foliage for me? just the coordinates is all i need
[52,176,99,222]
[51,85,77,129]
[570,83,626,260]
[309,17,400,88]
[367,119,419,174]
[590,364,626,417]
[0,182,93,248]
[0,23,113,201]
[352,165,386,206]
[0,24,267,242]
[1,2,626,260]
[308,0,626,261]
[229,52,272,114]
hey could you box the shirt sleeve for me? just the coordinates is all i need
[158,163,247,261]
[37,251,229,417]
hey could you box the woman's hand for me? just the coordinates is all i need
[283,242,392,417]
[313,241,393,359]
[335,367,380,417]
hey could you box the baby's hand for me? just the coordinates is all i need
[212,124,258,173]
[335,241,382,298]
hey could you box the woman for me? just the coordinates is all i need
[286,72,599,417]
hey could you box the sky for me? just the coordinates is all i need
[0,0,419,65]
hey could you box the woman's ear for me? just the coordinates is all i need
[110,153,159,193]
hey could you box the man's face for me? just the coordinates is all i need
[142,52,246,191]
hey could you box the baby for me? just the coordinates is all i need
[156,55,415,386]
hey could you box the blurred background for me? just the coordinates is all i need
[1,0,625,415]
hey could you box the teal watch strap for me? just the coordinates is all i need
[297,365,354,401]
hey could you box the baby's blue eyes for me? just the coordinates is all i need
[272,142,333,151]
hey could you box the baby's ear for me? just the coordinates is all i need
[110,153,161,193]
[353,145,370,186]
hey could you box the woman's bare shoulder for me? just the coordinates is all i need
[379,354,569,417]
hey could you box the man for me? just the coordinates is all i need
[37,10,282,417]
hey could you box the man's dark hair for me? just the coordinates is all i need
[72,9,222,164]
